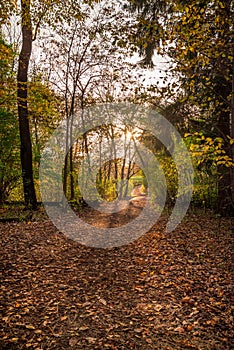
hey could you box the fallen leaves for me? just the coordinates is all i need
[25,324,36,330]
[99,298,107,306]
[69,337,79,347]
[0,212,233,349]
[174,326,185,333]
[79,326,89,331]
[60,316,67,321]
[182,296,195,305]
[134,327,143,333]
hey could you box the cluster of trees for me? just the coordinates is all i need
[0,0,233,215]
[128,0,234,215]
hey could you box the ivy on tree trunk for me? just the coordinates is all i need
[17,0,37,209]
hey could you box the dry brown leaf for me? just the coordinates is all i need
[174,327,185,333]
[25,324,35,330]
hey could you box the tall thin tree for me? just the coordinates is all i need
[17,0,37,209]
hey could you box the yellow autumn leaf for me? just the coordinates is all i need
[206,137,213,144]
[25,324,35,330]
[11,338,19,342]
[61,316,67,321]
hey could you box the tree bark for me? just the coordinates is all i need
[215,1,233,216]
[17,0,37,209]
[215,56,233,216]
[69,112,74,201]
[216,106,233,216]
[230,45,234,213]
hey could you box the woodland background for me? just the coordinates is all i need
[0,1,233,349]
[0,0,233,215]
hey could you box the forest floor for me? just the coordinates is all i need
[0,205,233,350]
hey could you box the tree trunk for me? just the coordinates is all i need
[215,1,233,216]
[216,74,233,216]
[69,113,74,201]
[63,118,69,200]
[216,120,233,216]
[230,45,234,213]
[123,160,132,198]
[17,0,37,209]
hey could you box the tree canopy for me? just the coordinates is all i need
[0,0,233,214]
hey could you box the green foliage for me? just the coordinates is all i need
[96,179,118,202]
[128,0,233,214]
[168,0,233,119]
[157,154,178,206]
[130,175,146,187]
[0,36,22,203]
[27,74,61,200]
[28,74,61,159]
[152,137,232,209]
[0,37,16,108]
[184,133,234,169]
[0,0,232,214]
[0,108,21,203]
[0,0,17,25]
[184,132,234,208]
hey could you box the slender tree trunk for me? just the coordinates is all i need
[69,112,74,201]
[123,160,132,198]
[32,114,40,172]
[119,132,128,200]
[215,1,233,216]
[63,113,69,201]
[107,136,112,182]
[216,76,233,216]
[80,96,91,192]
[230,46,234,211]
[98,135,103,183]
[17,0,37,209]
[110,124,118,181]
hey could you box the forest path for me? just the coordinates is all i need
[0,211,233,349]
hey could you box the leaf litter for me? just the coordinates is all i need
[0,208,233,349]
